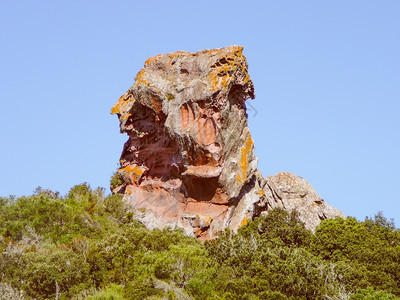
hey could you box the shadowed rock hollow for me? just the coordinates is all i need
[111,46,344,239]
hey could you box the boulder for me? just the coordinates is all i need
[111,46,344,239]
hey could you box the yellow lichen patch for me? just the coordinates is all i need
[123,113,131,120]
[111,94,131,114]
[135,69,163,94]
[145,50,189,67]
[167,51,189,64]
[278,172,290,181]
[144,54,163,66]
[257,189,264,196]
[125,186,135,195]
[135,69,149,86]
[119,165,146,185]
[277,172,296,186]
[110,98,124,114]
[208,69,231,93]
[236,130,253,184]
[208,60,235,92]
[240,217,248,227]
[205,46,251,94]
[242,64,251,83]
[207,46,244,57]
[201,216,213,227]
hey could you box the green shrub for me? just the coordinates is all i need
[311,214,400,295]
[1,185,399,299]
[351,287,399,299]
[110,172,124,191]
[86,284,125,300]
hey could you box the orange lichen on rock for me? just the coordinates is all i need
[111,93,133,115]
[135,69,149,86]
[118,165,147,185]
[123,113,131,121]
[206,46,250,93]
[188,214,213,229]
[276,172,296,186]
[125,187,132,195]
[145,51,190,67]
[110,96,125,115]
[236,130,253,184]
[201,216,213,227]
[240,217,248,227]
[144,53,164,67]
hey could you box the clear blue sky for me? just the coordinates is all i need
[1,1,399,225]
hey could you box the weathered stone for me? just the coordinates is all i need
[111,46,344,239]
[258,172,345,232]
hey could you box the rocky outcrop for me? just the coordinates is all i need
[111,46,344,239]
[257,172,345,231]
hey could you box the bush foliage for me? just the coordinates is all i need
[1,184,399,299]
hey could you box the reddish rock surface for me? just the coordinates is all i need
[111,46,344,239]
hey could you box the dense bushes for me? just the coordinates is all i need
[1,184,399,299]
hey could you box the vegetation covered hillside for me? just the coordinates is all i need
[1,184,399,299]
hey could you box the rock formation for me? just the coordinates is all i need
[111,46,344,239]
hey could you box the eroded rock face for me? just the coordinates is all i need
[111,46,344,239]
[257,172,345,231]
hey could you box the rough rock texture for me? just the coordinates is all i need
[258,172,345,231]
[111,46,344,239]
